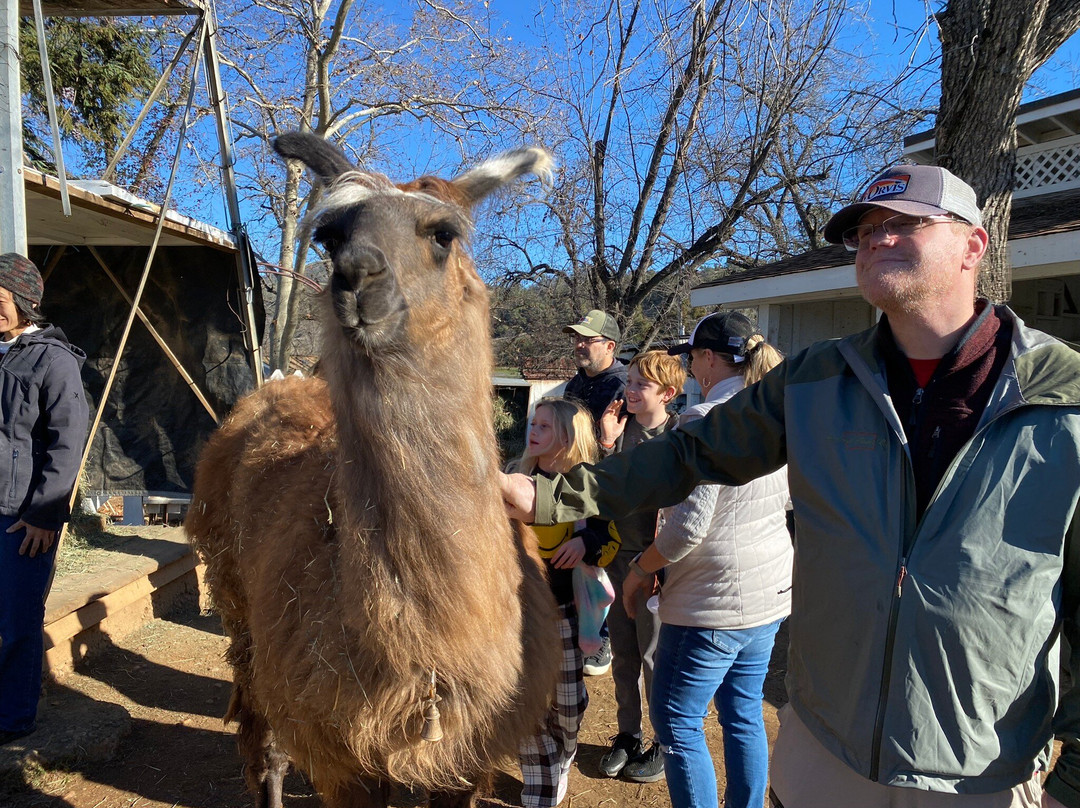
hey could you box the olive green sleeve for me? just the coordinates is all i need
[535,366,789,526]
[1046,511,1080,808]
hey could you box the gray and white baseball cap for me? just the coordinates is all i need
[823,164,982,244]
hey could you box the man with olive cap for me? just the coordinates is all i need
[562,309,627,428]
[559,310,627,677]
[503,164,1080,806]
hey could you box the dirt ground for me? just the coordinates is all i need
[3,606,789,808]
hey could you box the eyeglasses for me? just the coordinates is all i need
[842,214,963,252]
[571,335,608,346]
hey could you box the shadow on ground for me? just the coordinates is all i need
[3,609,792,808]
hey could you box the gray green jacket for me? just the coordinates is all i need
[535,308,1080,804]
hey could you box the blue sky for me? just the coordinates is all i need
[38,1,1079,249]
[503,0,1079,100]
[495,0,1080,109]
[860,0,1080,104]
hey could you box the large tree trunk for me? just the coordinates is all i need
[268,160,302,372]
[935,0,1080,303]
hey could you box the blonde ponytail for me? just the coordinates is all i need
[741,336,783,386]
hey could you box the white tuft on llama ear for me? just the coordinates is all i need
[452,147,555,205]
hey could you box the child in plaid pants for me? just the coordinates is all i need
[519,602,588,807]
[511,398,615,808]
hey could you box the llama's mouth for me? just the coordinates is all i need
[332,291,408,346]
[330,269,408,340]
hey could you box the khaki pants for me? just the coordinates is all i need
[770,704,1042,808]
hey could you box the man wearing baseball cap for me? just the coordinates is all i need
[559,309,626,677]
[562,309,627,430]
[505,164,1080,807]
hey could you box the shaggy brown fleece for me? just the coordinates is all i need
[187,136,560,808]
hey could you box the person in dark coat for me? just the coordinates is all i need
[562,310,627,677]
[0,254,89,745]
[563,310,627,427]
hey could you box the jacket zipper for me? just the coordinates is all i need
[9,448,17,498]
[869,553,910,780]
[872,376,932,780]
[4,346,20,500]
[909,388,924,425]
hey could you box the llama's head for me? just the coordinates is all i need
[273,133,552,354]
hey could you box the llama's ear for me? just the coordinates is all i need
[273,132,355,183]
[451,147,554,207]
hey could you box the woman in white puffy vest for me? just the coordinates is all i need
[622,311,791,808]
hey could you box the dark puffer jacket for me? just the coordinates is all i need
[0,325,89,530]
[563,361,627,426]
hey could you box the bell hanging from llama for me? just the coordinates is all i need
[421,670,443,743]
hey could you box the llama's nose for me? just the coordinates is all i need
[334,244,389,291]
[330,242,403,329]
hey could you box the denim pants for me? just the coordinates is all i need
[0,514,56,733]
[650,619,783,808]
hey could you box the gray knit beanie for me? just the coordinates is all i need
[0,253,44,313]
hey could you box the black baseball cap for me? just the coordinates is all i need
[667,312,756,357]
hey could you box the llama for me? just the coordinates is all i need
[186,132,560,808]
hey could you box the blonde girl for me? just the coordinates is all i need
[516,398,615,808]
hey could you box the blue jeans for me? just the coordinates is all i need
[650,619,783,808]
[0,514,56,733]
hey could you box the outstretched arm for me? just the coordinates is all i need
[534,367,789,526]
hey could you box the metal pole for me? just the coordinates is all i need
[31,0,70,217]
[202,8,264,386]
[0,0,26,253]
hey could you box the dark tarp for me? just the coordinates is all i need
[29,245,264,497]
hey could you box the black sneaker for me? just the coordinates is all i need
[599,732,643,778]
[582,636,611,676]
[622,741,665,783]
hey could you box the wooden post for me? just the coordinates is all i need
[203,16,265,386]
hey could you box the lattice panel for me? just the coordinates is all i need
[1015,139,1080,192]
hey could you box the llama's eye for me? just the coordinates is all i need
[313,226,342,253]
[433,230,455,250]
